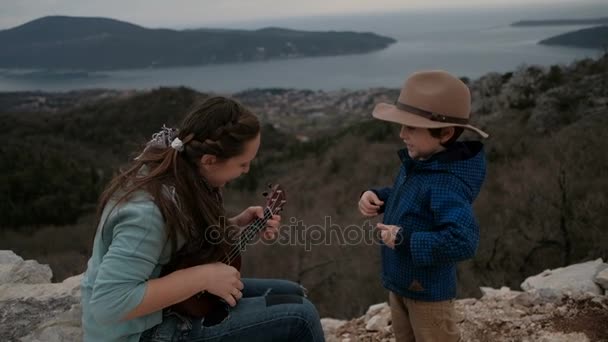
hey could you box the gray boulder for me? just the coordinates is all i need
[521,258,608,296]
[0,260,53,285]
[0,250,24,264]
[0,250,82,342]
[594,268,608,292]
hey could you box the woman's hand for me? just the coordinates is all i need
[197,263,243,307]
[231,206,281,240]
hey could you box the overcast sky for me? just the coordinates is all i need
[0,0,601,29]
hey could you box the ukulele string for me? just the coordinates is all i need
[223,198,282,264]
[224,209,273,264]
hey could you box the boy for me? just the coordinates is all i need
[358,70,488,342]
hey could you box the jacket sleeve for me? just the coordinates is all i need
[409,180,479,267]
[89,200,167,324]
[370,187,392,202]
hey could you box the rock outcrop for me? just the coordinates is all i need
[0,251,83,342]
[322,258,608,342]
[2,250,607,342]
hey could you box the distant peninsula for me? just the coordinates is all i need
[0,16,396,71]
[511,17,608,27]
[539,25,608,49]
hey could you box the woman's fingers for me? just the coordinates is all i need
[222,293,237,307]
[262,215,281,239]
[222,285,243,307]
[232,288,242,300]
[251,206,264,219]
[266,215,281,228]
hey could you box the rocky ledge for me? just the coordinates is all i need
[1,251,607,342]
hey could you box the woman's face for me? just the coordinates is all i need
[199,133,261,187]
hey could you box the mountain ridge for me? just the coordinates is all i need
[539,25,608,49]
[0,16,396,71]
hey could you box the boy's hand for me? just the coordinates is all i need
[359,191,384,217]
[376,223,400,249]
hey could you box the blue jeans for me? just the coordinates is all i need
[140,278,325,342]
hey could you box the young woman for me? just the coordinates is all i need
[81,97,325,341]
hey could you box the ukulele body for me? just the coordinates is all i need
[168,253,242,318]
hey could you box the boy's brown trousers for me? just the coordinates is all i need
[389,291,461,342]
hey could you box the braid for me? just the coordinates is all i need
[182,116,247,159]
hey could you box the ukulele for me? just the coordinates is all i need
[165,184,286,319]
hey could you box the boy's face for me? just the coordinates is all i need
[399,125,445,160]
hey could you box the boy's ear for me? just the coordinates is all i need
[439,127,455,144]
[200,154,217,166]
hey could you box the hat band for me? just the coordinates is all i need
[395,100,470,125]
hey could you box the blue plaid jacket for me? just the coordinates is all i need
[371,141,486,301]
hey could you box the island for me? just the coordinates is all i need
[0,16,396,71]
[539,25,608,49]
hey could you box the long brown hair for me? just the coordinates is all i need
[96,96,260,260]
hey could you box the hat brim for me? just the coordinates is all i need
[372,103,489,138]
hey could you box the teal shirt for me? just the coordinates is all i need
[81,195,178,341]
